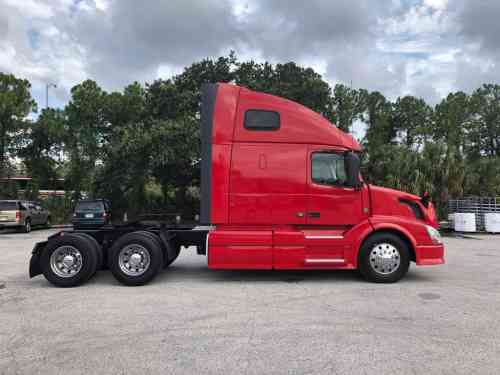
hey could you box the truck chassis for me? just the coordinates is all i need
[29,223,209,287]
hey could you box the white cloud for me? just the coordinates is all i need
[0,0,499,110]
[424,0,448,11]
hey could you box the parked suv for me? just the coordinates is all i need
[0,200,50,233]
[72,199,111,229]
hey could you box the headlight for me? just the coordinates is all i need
[426,225,442,244]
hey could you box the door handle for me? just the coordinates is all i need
[308,212,321,218]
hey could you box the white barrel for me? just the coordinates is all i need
[454,213,476,232]
[484,213,500,233]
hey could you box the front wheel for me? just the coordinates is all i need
[358,233,410,283]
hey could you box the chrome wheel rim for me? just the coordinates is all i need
[26,221,31,232]
[118,244,150,276]
[369,243,401,275]
[50,245,83,278]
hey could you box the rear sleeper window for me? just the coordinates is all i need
[244,110,280,130]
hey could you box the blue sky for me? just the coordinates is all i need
[1,0,499,117]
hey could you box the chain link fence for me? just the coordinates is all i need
[448,197,500,231]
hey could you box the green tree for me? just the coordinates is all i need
[19,108,66,189]
[236,61,333,120]
[0,73,36,177]
[93,82,149,218]
[64,80,107,199]
[149,118,200,215]
[392,96,432,148]
[433,92,470,151]
[469,84,500,157]
[331,84,368,132]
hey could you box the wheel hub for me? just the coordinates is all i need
[50,245,83,278]
[369,243,400,275]
[118,244,151,276]
[129,253,142,267]
[62,255,75,268]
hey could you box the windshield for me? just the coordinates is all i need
[75,201,104,211]
[0,201,18,211]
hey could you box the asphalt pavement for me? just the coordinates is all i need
[1,228,499,374]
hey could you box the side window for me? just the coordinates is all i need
[311,153,347,186]
[244,110,280,131]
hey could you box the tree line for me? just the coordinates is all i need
[1,53,500,221]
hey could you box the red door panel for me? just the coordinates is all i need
[306,187,364,225]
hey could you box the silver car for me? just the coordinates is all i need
[0,200,50,233]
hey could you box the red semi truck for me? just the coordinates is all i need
[29,83,444,287]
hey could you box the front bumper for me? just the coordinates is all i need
[415,244,445,265]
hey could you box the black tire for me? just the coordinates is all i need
[40,234,98,287]
[133,230,175,267]
[72,232,103,272]
[134,231,163,250]
[23,218,31,233]
[45,216,51,228]
[358,232,410,283]
[108,231,163,286]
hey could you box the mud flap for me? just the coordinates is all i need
[29,241,47,278]
[158,228,178,265]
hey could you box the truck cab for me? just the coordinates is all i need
[201,83,444,282]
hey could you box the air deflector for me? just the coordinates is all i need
[200,83,218,224]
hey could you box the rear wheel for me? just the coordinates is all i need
[22,219,31,233]
[40,234,98,287]
[72,232,103,272]
[358,232,410,283]
[108,231,163,286]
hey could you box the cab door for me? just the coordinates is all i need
[303,146,366,265]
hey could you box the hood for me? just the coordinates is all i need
[369,185,438,227]
[370,185,421,202]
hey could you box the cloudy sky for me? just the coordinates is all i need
[1,0,499,111]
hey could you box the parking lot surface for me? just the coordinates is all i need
[1,229,500,374]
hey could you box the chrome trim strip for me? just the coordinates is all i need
[305,258,345,264]
[305,235,344,239]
